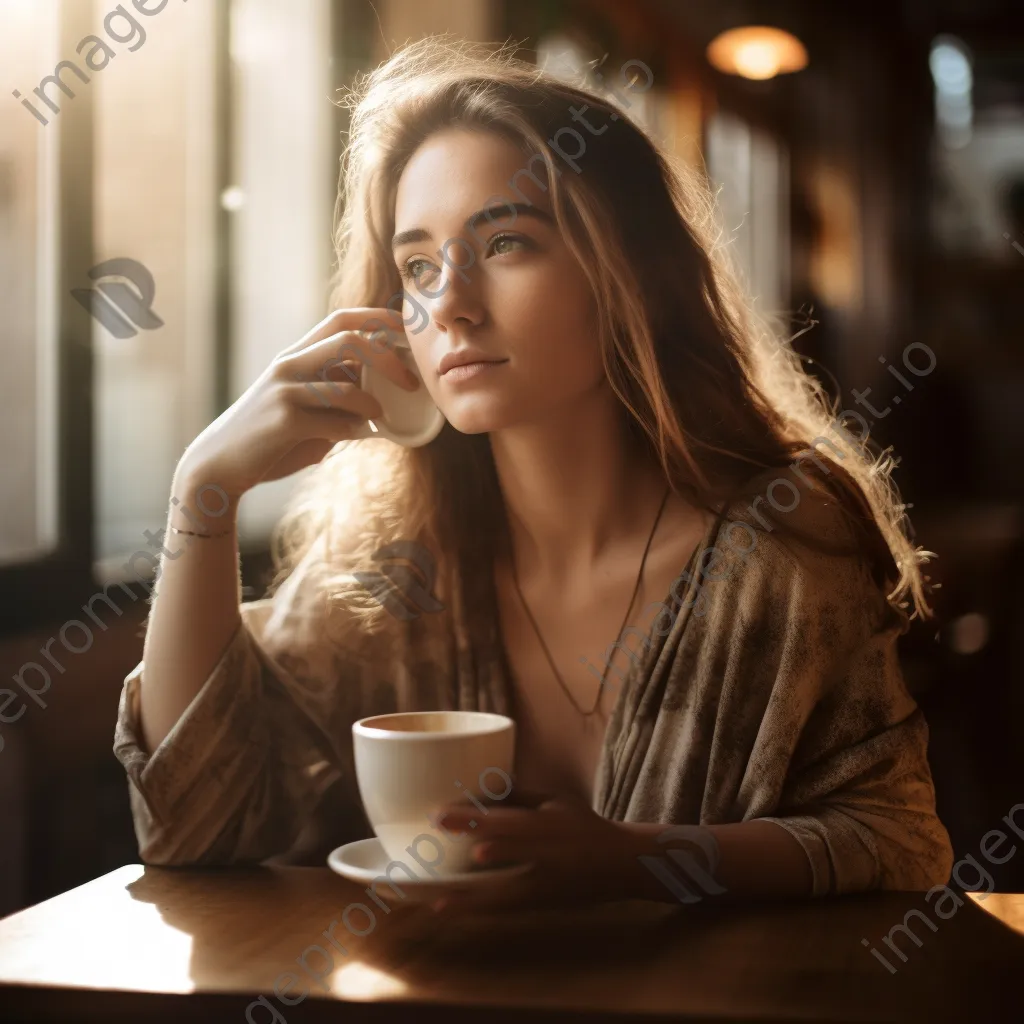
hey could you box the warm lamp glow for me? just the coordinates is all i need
[707,26,808,81]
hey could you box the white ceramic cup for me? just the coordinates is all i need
[347,338,445,447]
[352,710,516,877]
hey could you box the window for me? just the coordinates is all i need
[0,0,61,569]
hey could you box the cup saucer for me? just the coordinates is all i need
[327,838,533,903]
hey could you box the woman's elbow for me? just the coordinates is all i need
[878,828,955,892]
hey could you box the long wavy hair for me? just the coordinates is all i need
[269,35,933,650]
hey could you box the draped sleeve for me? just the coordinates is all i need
[602,468,953,895]
[112,533,460,866]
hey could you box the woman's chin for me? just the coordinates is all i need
[441,400,521,435]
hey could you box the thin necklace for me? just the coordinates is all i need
[510,485,672,717]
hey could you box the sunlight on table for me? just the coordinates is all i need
[968,892,1024,937]
[328,961,409,1000]
[0,866,196,993]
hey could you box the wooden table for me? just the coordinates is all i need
[0,866,1022,1022]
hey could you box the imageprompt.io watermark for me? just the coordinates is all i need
[1,480,230,756]
[861,801,1024,974]
[353,541,446,620]
[639,825,726,904]
[71,257,164,339]
[301,55,654,407]
[244,765,512,1024]
[12,0,191,127]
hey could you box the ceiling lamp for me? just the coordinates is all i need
[706,26,808,81]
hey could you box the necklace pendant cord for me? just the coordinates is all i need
[510,485,672,717]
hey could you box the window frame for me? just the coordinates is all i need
[0,0,235,634]
[0,0,96,635]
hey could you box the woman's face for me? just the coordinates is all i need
[392,127,603,434]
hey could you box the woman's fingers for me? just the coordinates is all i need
[179,307,414,499]
[500,786,557,809]
[289,329,420,394]
[440,804,556,839]
[472,836,549,868]
[289,378,384,420]
[278,306,406,358]
[283,405,377,446]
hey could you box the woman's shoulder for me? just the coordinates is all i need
[704,463,903,627]
[725,462,863,548]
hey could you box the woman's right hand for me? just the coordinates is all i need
[175,307,419,500]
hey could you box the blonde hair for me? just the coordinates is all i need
[270,35,933,647]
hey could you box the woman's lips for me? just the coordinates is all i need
[440,360,508,382]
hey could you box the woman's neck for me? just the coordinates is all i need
[489,385,670,578]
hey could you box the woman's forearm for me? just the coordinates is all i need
[615,819,814,903]
[137,464,243,756]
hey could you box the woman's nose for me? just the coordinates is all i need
[424,248,484,332]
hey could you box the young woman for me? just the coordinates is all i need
[114,37,953,907]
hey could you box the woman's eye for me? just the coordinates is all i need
[401,257,437,284]
[488,233,527,257]
[400,235,528,285]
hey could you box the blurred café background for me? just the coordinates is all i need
[1,0,1023,916]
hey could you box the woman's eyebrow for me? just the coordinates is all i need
[391,202,554,250]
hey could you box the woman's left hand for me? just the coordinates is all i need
[433,788,642,913]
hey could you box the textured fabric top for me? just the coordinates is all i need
[114,468,953,895]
